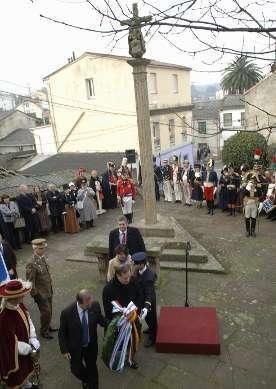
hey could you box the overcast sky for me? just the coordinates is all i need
[0,0,274,95]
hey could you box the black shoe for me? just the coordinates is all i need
[128,361,139,369]
[144,339,155,348]
[49,327,59,332]
[82,382,89,389]
[143,328,150,334]
[41,333,54,340]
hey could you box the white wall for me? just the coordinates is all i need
[46,53,192,154]
[244,72,276,144]
[31,125,57,154]
[220,108,245,146]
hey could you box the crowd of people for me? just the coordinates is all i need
[0,150,275,388]
[0,215,156,389]
[0,159,138,252]
[154,152,276,236]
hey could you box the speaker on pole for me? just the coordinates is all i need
[125,149,136,164]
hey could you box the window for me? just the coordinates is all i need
[149,73,157,94]
[86,78,95,98]
[198,121,207,134]
[223,113,232,127]
[172,74,179,93]
[152,122,160,150]
[169,119,175,146]
[241,111,245,126]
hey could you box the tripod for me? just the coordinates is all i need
[185,241,192,307]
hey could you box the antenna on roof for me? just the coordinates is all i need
[68,52,76,64]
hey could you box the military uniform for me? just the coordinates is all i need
[132,252,158,347]
[161,161,173,202]
[243,181,261,237]
[26,239,54,338]
[117,177,136,224]
[172,157,183,203]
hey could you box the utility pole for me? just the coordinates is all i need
[121,3,157,225]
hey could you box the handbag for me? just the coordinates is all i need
[14,217,26,229]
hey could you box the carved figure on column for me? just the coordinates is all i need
[121,3,152,59]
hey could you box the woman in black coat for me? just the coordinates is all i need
[102,264,142,322]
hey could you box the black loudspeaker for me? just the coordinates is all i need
[125,149,136,164]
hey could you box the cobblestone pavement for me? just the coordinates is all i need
[16,199,276,389]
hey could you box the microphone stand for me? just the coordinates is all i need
[185,241,191,307]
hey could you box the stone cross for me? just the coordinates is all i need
[121,3,157,225]
[121,3,152,58]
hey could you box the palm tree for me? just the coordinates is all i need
[221,56,263,94]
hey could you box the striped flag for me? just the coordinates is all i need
[0,247,10,285]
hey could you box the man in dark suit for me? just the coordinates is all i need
[58,290,106,389]
[132,252,158,348]
[108,215,145,259]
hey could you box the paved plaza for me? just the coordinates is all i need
[17,199,276,389]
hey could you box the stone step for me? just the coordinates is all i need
[160,261,225,274]
[160,248,208,264]
[162,241,187,250]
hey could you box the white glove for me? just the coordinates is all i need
[140,308,148,320]
[18,341,32,355]
[30,337,40,351]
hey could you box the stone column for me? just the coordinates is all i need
[128,58,157,225]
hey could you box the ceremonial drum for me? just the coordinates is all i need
[262,199,273,213]
[204,182,214,201]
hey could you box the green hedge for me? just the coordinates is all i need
[222,132,267,169]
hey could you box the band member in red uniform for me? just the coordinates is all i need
[117,172,136,224]
[0,279,40,389]
[203,159,218,215]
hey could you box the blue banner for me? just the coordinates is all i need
[0,247,10,284]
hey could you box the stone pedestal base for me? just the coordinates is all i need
[134,214,175,238]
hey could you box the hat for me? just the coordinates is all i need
[81,177,87,184]
[163,159,168,163]
[240,164,248,172]
[254,148,262,161]
[194,163,201,169]
[69,182,75,187]
[132,252,147,263]
[32,238,47,248]
[0,279,32,299]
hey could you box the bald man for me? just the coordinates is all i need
[58,290,106,389]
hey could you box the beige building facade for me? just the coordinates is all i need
[244,70,276,143]
[44,52,192,154]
